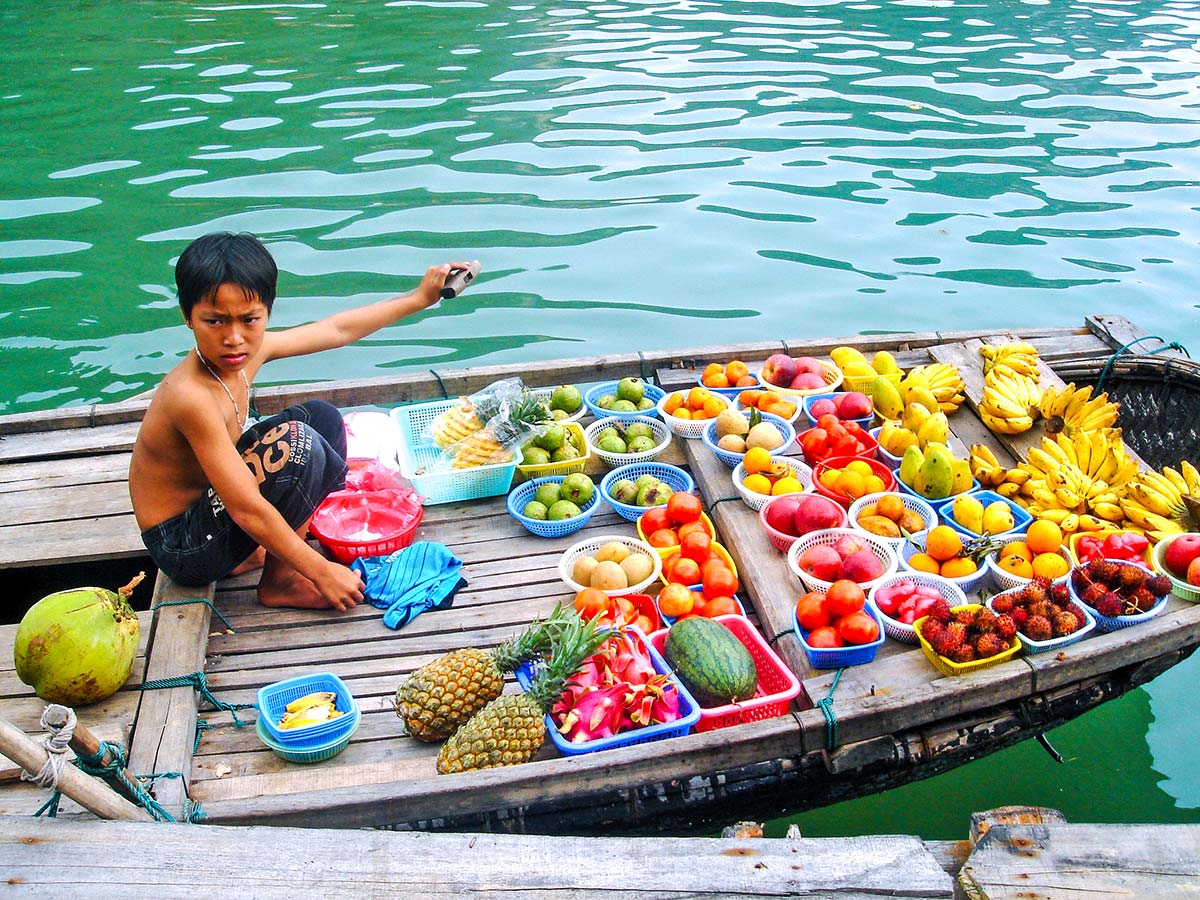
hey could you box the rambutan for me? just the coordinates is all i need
[974,608,997,634]
[991,594,1015,614]
[1091,560,1120,583]
[1081,583,1105,606]
[953,609,975,626]
[1011,608,1029,628]
[1049,582,1070,605]
[995,614,1018,640]
[1148,575,1172,597]
[1129,586,1156,613]
[1052,611,1080,637]
[931,633,956,657]
[945,621,968,649]
[1068,604,1087,629]
[975,632,1006,659]
[949,643,976,664]
[1027,600,1052,620]
[922,619,946,644]
[1025,614,1053,642]
[929,598,953,624]
[1096,592,1123,619]
[1024,580,1049,604]
[1117,565,1144,588]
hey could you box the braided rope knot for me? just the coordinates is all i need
[817,667,845,751]
[21,706,77,790]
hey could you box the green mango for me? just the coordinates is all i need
[871,375,904,422]
[918,442,955,499]
[899,444,925,490]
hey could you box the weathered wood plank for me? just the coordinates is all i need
[1086,313,1188,358]
[0,513,145,569]
[0,422,140,463]
[0,816,955,898]
[0,452,130,493]
[127,575,215,819]
[961,822,1200,899]
[0,480,133,528]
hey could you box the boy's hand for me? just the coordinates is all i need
[416,262,476,310]
[314,561,366,612]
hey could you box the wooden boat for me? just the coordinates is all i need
[2,314,1198,834]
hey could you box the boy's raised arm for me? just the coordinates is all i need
[262,262,472,362]
[176,393,364,610]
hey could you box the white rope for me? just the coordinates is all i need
[20,706,76,790]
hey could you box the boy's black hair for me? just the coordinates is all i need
[176,232,278,317]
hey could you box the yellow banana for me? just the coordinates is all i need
[982,411,1033,435]
[1180,460,1200,495]
[285,691,337,714]
[1037,507,1071,524]
[1005,468,1031,486]
[1059,513,1080,534]
[996,482,1021,498]
[970,443,1000,468]
[1163,466,1190,494]
[1076,514,1108,532]
[1092,501,1125,522]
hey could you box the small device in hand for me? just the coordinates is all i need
[440,260,481,299]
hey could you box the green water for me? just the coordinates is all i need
[3,0,1200,839]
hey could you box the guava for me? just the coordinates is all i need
[637,483,672,506]
[551,445,578,463]
[635,474,661,491]
[522,446,551,466]
[534,482,561,508]
[624,422,654,441]
[616,377,645,404]
[595,394,617,410]
[548,500,582,521]
[598,435,627,454]
[627,435,658,453]
[610,399,637,413]
[636,398,656,411]
[523,500,549,520]
[610,479,639,505]
[537,424,566,453]
[560,473,595,505]
[550,385,583,414]
[551,409,568,421]
[596,426,620,443]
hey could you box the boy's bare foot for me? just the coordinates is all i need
[258,566,336,610]
[232,546,267,576]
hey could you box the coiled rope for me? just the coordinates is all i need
[816,667,845,751]
[1096,336,1191,392]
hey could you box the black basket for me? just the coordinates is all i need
[1053,355,1200,471]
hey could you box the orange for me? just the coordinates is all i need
[702,395,726,418]
[703,362,724,379]
[876,494,905,522]
[774,400,798,419]
[845,459,873,477]
[907,552,941,574]
[738,389,763,408]
[940,557,978,578]
[925,525,964,563]
[998,554,1033,579]
[772,476,803,496]
[663,392,684,414]
[819,468,841,489]
[743,446,773,475]
[672,407,693,420]
[1032,551,1069,580]
[742,473,772,495]
[726,360,750,383]
[1000,540,1030,561]
[704,372,730,388]
[835,470,867,499]
[657,583,694,619]
[687,386,709,409]
[1026,519,1064,555]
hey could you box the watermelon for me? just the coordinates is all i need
[663,617,757,708]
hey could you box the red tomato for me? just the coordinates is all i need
[795,592,830,631]
[639,506,672,536]
[702,564,738,600]
[824,579,866,618]
[666,492,702,525]
[648,527,680,548]
[807,625,844,648]
[574,587,610,619]
[703,595,739,617]
[657,583,694,618]
[800,428,828,459]
[837,611,880,646]
[816,413,840,432]
[680,530,712,563]
[669,557,701,586]
[677,519,712,541]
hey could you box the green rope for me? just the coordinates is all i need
[141,671,254,728]
[428,368,449,399]
[193,717,216,754]
[157,597,236,633]
[32,741,191,823]
[816,667,845,751]
[1096,336,1191,392]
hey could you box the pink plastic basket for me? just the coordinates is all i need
[649,615,801,732]
[310,490,423,563]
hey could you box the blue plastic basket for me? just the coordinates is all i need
[801,393,874,431]
[391,400,521,505]
[869,426,904,471]
[985,589,1096,654]
[701,413,796,468]
[1069,561,1170,632]
[514,627,701,755]
[695,373,745,400]
[506,475,601,538]
[257,672,360,747]
[255,716,357,764]
[600,462,696,522]
[940,490,1032,540]
[583,380,666,421]
[793,605,886,668]
[896,472,981,511]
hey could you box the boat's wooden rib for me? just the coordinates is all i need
[3,316,1198,835]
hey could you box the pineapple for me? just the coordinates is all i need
[436,614,607,774]
[447,389,551,469]
[430,397,485,449]
[394,605,571,742]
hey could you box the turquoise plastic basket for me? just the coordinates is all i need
[896,473,981,512]
[600,462,695,522]
[939,489,1032,540]
[255,716,357,764]
[257,672,359,747]
[391,400,521,505]
[506,475,601,538]
[700,413,796,468]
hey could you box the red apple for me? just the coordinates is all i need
[1164,533,1200,578]
[763,495,803,537]
[1188,557,1200,587]
[834,391,873,420]
[762,353,799,387]
[794,495,844,535]
[793,356,826,377]
[810,397,838,419]
[839,548,884,583]
[790,372,827,390]
[798,545,842,582]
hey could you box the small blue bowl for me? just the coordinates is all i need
[793,605,886,668]
[801,394,874,431]
[939,489,1032,540]
[507,475,601,538]
[600,462,695,522]
[701,413,796,468]
[583,380,666,420]
[869,426,904,471]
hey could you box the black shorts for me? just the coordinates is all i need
[141,400,348,586]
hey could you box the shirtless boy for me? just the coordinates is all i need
[129,232,466,611]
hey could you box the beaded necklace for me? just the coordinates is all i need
[195,348,251,429]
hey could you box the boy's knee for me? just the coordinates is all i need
[299,400,347,459]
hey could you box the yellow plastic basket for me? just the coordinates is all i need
[913,604,1022,677]
[516,423,589,478]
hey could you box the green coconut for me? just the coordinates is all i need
[14,573,143,706]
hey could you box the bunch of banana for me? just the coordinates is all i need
[978,366,1042,435]
[431,397,486,449]
[1120,462,1200,540]
[277,691,344,730]
[904,363,966,414]
[1038,383,1120,436]
[1013,429,1138,533]
[980,341,1041,378]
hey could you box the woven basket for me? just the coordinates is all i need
[558,535,663,596]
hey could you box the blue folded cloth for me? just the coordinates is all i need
[351,541,467,630]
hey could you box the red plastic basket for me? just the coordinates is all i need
[811,456,896,509]
[796,425,879,468]
[648,615,801,731]
[310,490,423,563]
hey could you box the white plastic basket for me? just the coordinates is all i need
[984,534,1073,593]
[786,527,899,594]
[655,392,729,439]
[847,491,936,550]
[985,588,1096,654]
[866,572,968,645]
[753,359,843,398]
[732,457,813,511]
[584,415,672,467]
[733,395,803,425]
[558,534,663,597]
[702,414,796,468]
[528,386,587,424]
[897,539,989,595]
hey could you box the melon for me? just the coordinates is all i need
[663,616,757,707]
[14,574,143,706]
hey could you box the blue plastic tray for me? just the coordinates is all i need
[940,489,1032,540]
[514,627,700,755]
[896,473,980,511]
[257,672,359,747]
